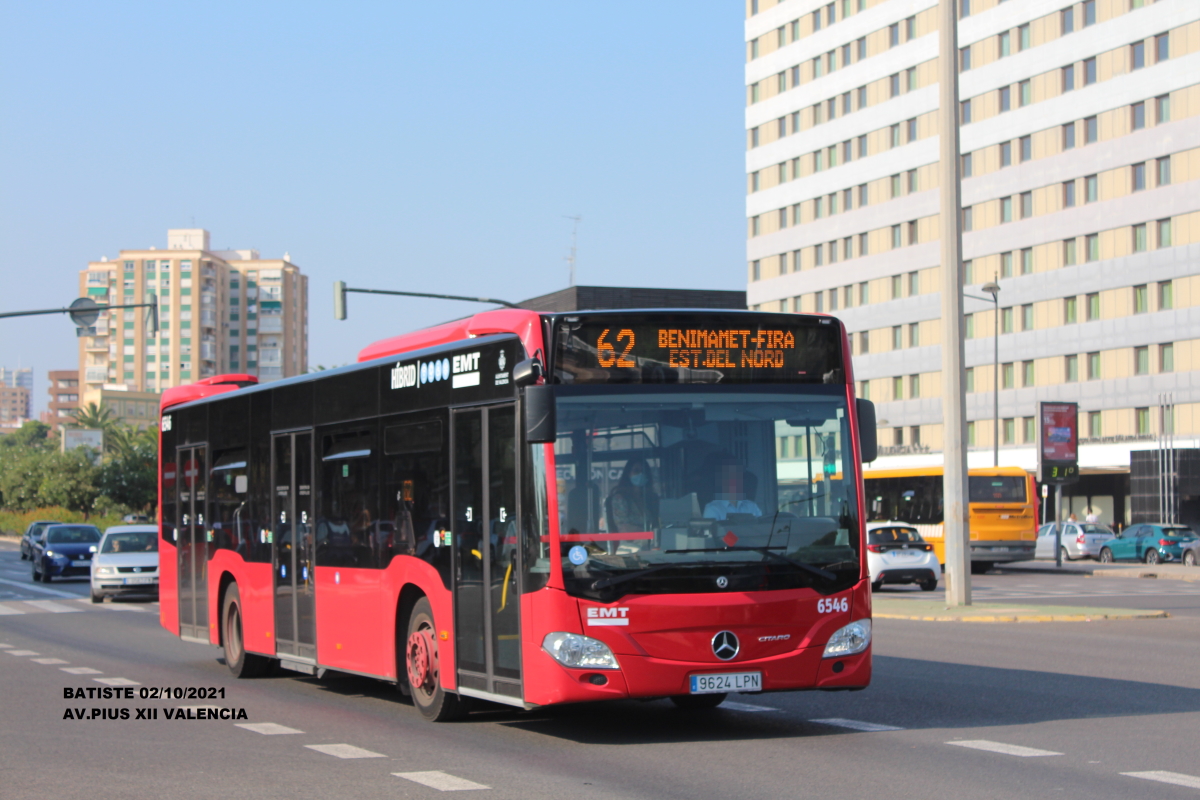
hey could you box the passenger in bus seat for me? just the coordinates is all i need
[606,458,660,533]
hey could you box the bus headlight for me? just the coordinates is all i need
[542,632,620,670]
[823,620,871,658]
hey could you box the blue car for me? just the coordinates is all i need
[1098,523,1199,565]
[31,524,101,582]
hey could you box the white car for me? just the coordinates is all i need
[1035,522,1115,561]
[866,522,940,592]
[91,525,159,603]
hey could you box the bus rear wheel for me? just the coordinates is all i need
[406,597,469,722]
[222,584,273,678]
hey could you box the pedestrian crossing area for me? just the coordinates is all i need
[0,598,157,615]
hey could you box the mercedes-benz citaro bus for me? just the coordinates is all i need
[157,309,877,721]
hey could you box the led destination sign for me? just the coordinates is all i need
[554,314,844,385]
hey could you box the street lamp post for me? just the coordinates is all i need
[966,280,1001,468]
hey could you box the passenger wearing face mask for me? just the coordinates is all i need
[607,458,660,533]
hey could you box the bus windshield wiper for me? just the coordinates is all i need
[724,546,837,581]
[591,564,675,591]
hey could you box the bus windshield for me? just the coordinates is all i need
[554,385,859,600]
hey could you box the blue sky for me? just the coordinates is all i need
[0,0,747,412]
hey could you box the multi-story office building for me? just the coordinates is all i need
[77,229,308,398]
[744,0,1199,522]
[0,385,31,431]
[0,367,33,419]
[44,370,80,427]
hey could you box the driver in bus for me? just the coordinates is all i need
[703,459,763,520]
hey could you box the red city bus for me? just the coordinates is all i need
[158,309,877,720]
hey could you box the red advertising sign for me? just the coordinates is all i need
[1038,401,1079,484]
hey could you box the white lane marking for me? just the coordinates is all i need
[0,604,26,615]
[305,744,387,759]
[31,658,69,665]
[61,667,102,675]
[947,740,1062,757]
[237,722,304,735]
[721,701,779,712]
[1122,771,1200,790]
[393,771,490,791]
[811,718,904,732]
[23,600,82,613]
[73,598,147,612]
[0,577,79,598]
[0,642,13,647]
[7,650,40,656]
[93,677,140,686]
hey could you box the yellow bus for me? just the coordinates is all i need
[862,466,1038,574]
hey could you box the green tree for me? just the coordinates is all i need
[70,402,116,434]
[99,435,157,511]
[39,449,101,517]
[0,420,54,452]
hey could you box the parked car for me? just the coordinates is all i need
[1098,523,1199,565]
[90,525,159,603]
[1035,522,1115,561]
[866,522,939,591]
[31,524,101,582]
[19,520,61,561]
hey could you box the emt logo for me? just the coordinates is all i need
[585,607,630,626]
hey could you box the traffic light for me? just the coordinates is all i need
[334,281,347,320]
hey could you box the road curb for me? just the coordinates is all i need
[875,610,1170,622]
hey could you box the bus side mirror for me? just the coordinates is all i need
[512,357,542,387]
[524,385,556,443]
[856,398,877,463]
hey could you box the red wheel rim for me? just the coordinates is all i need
[406,626,438,691]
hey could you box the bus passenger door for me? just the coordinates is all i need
[452,404,522,704]
[177,446,208,642]
[273,432,317,661]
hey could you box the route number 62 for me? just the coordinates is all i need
[817,597,848,613]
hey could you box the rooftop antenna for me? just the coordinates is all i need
[564,215,582,287]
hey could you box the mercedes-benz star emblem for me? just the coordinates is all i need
[715,575,729,589]
[712,630,739,661]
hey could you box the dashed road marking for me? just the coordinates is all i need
[810,718,904,732]
[237,722,304,735]
[393,771,490,791]
[61,667,102,675]
[721,701,779,712]
[74,598,148,612]
[1122,771,1200,790]
[23,600,81,613]
[0,577,79,598]
[31,658,69,665]
[93,677,140,686]
[0,605,25,615]
[947,740,1062,757]
[0,642,14,647]
[7,650,40,656]
[305,744,387,759]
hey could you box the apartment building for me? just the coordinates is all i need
[44,370,79,427]
[77,229,308,399]
[0,386,31,432]
[745,0,1200,522]
[0,367,33,419]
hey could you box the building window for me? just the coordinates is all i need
[1022,304,1034,331]
[1021,248,1033,275]
[963,206,973,231]
[1064,296,1078,323]
[910,374,920,398]
[892,326,903,350]
[1001,196,1013,223]
[1132,102,1145,131]
[1020,192,1032,219]
[859,380,870,400]
[1134,284,1148,312]
[907,118,917,143]
[1158,158,1171,186]
[859,281,870,305]
[1062,64,1074,92]
[961,45,972,71]
[1019,23,1030,50]
[1156,32,1170,62]
[908,220,918,245]
[999,31,1011,57]
[909,272,919,296]
[752,260,760,281]
[961,99,971,123]
[1001,252,1013,278]
[1000,141,1012,168]
[815,244,824,267]
[1024,417,1036,443]
[1083,58,1096,86]
[860,331,870,354]
[1064,239,1077,266]
[965,259,974,284]
[1083,0,1096,25]
[1065,354,1079,382]
[1061,7,1074,33]
[1022,360,1035,387]
[1131,40,1144,70]
[889,23,900,47]
[909,323,920,347]
[1134,224,1148,253]
[1159,280,1173,309]
[1089,411,1102,437]
[966,313,974,339]
[890,74,900,98]
[968,421,976,446]
[1135,346,1150,375]
[1002,307,1014,334]
[1087,351,1101,380]
[1160,343,1174,372]
[1086,234,1099,261]
[891,174,901,198]
[890,124,900,148]
[1087,292,1100,320]
[1085,174,1098,202]
[1002,363,1015,389]
[999,86,1011,112]
[1137,407,1151,436]
[962,152,973,177]
[1020,136,1032,162]
[1085,116,1098,144]
[893,376,904,400]
[891,225,901,249]
[1063,124,1076,151]
[966,367,975,392]
[1003,418,1016,444]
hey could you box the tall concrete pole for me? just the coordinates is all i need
[939,0,971,605]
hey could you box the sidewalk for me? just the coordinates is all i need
[995,559,1200,583]
[873,597,1169,622]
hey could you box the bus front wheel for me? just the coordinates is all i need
[406,597,469,722]
[222,584,273,678]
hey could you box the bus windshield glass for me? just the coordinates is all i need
[554,385,859,600]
